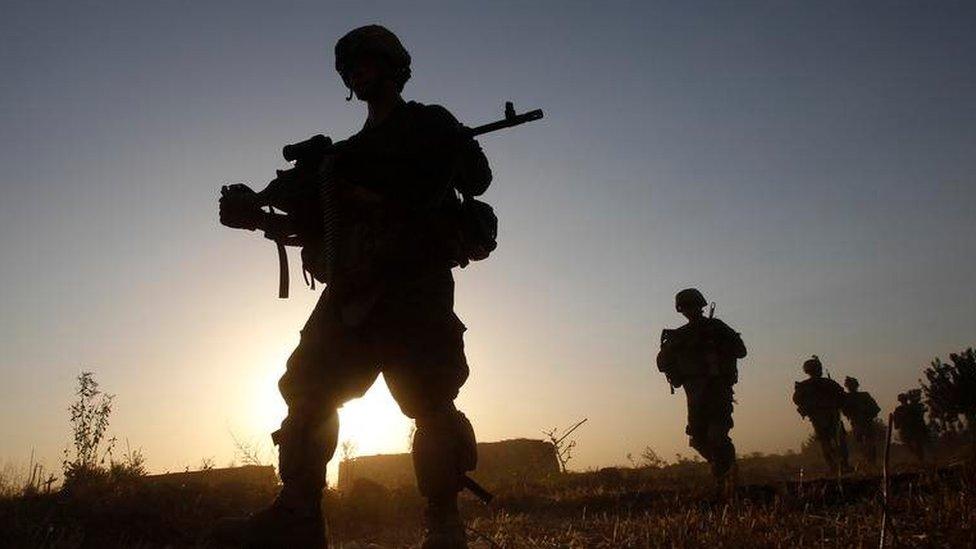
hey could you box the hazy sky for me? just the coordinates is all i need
[2,2,975,481]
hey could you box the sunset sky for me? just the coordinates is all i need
[2,2,975,483]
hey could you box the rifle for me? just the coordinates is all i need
[660,328,677,394]
[222,101,543,298]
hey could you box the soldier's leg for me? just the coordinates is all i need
[683,378,712,462]
[704,379,736,479]
[812,419,838,471]
[275,321,379,506]
[383,312,472,548]
[218,297,379,547]
[270,300,379,527]
[866,431,878,465]
[837,424,850,469]
[910,437,925,463]
[411,404,477,507]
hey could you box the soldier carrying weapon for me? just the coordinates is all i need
[793,355,850,474]
[217,25,541,548]
[841,376,882,466]
[656,288,747,494]
[893,389,929,464]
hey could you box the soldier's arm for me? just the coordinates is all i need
[713,319,747,359]
[408,104,491,203]
[656,346,675,373]
[792,387,807,417]
[729,331,747,359]
[866,394,881,417]
[334,105,489,208]
[840,395,855,418]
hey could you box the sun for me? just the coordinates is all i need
[244,340,413,484]
[336,375,413,458]
[248,359,412,479]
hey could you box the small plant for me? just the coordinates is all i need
[640,446,668,469]
[108,438,147,482]
[230,431,268,466]
[340,439,358,462]
[542,418,587,473]
[62,371,115,488]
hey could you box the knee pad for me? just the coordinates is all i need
[412,408,477,498]
[273,407,339,490]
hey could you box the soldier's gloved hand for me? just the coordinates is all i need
[219,183,262,230]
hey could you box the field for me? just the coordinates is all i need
[2,450,975,548]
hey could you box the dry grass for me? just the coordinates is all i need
[2,458,974,548]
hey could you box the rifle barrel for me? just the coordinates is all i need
[468,109,544,137]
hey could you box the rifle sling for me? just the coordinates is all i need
[276,239,288,299]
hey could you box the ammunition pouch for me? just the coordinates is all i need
[452,196,497,268]
[412,408,477,498]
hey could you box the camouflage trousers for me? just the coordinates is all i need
[682,376,736,478]
[810,413,849,471]
[273,286,477,506]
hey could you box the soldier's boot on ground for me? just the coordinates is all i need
[420,499,468,549]
[707,432,737,500]
[215,488,326,549]
[215,409,337,548]
[413,406,477,549]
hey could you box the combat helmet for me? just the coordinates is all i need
[335,25,411,90]
[844,376,859,391]
[803,355,823,377]
[675,288,707,312]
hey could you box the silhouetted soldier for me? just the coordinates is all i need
[792,356,850,473]
[657,288,747,492]
[893,390,929,463]
[219,25,491,548]
[841,376,881,466]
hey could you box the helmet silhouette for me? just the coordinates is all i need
[675,288,707,311]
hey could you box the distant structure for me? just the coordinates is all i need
[338,439,558,492]
[146,465,278,491]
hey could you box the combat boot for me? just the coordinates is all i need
[213,489,326,549]
[420,503,468,549]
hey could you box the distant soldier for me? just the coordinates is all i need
[841,376,881,465]
[657,288,747,491]
[792,356,850,473]
[893,390,929,463]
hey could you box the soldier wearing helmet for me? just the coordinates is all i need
[656,288,747,494]
[792,355,850,473]
[841,376,882,466]
[892,389,929,463]
[220,25,491,549]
